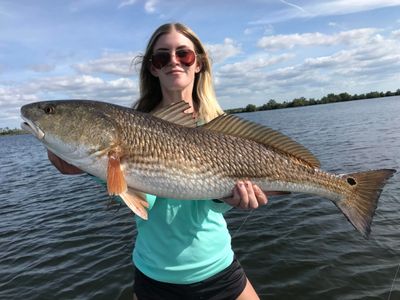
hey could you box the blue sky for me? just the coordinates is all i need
[1,0,400,128]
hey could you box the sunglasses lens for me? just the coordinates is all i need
[151,49,196,69]
[151,52,170,69]
[176,49,196,66]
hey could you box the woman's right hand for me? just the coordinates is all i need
[47,150,84,174]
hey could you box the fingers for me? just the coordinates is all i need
[253,184,268,206]
[233,181,268,209]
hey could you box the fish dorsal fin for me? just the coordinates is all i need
[203,114,320,168]
[152,101,197,128]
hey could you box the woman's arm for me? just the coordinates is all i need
[47,150,84,174]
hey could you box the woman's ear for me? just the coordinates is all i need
[195,58,203,73]
[149,64,159,77]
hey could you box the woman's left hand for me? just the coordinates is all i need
[223,181,268,209]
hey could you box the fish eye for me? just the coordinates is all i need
[44,105,55,114]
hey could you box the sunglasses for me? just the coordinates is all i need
[149,49,197,69]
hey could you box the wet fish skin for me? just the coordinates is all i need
[20,100,396,238]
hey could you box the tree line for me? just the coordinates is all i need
[225,89,400,114]
[0,127,27,136]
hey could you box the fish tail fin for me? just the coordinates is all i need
[336,169,395,239]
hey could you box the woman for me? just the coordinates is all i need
[49,23,268,300]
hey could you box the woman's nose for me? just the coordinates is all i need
[169,53,179,65]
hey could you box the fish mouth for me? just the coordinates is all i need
[21,117,45,140]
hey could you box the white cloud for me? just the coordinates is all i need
[392,29,400,38]
[144,0,158,13]
[218,53,295,75]
[308,0,400,16]
[257,28,379,49]
[29,64,56,73]
[73,51,139,76]
[252,0,400,25]
[0,75,139,128]
[29,75,138,101]
[279,0,309,14]
[118,0,137,9]
[206,38,242,64]
[213,27,400,108]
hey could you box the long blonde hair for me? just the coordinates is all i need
[133,23,223,122]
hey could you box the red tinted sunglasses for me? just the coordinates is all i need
[150,49,197,69]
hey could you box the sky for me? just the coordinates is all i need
[1,0,400,129]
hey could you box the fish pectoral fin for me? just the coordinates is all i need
[107,150,127,195]
[152,100,198,128]
[120,188,149,220]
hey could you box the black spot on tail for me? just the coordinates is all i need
[347,177,357,186]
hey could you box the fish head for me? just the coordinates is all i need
[21,100,119,161]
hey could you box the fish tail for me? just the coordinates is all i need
[335,169,396,239]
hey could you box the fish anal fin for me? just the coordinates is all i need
[152,100,198,128]
[107,150,127,195]
[120,188,149,220]
[202,114,320,168]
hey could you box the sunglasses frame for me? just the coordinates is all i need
[149,49,197,69]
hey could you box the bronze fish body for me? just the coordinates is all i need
[21,100,396,238]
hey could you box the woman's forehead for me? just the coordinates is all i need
[153,30,195,51]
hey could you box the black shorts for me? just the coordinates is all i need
[133,258,247,300]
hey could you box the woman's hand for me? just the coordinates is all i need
[223,181,268,209]
[47,150,84,174]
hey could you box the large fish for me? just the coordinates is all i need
[21,100,395,238]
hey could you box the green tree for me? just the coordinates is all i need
[245,104,257,112]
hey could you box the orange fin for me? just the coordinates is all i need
[107,151,127,195]
[120,188,149,220]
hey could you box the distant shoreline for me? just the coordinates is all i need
[2,89,399,135]
[0,128,28,136]
[224,89,400,114]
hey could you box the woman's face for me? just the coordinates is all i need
[150,29,201,95]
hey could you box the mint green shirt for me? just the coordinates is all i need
[133,194,234,284]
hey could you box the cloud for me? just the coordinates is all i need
[308,0,400,16]
[279,0,309,14]
[29,64,56,73]
[206,38,242,64]
[118,0,137,8]
[29,75,138,101]
[392,29,400,38]
[213,27,400,108]
[144,0,158,13]
[0,75,139,128]
[252,0,400,24]
[257,28,379,49]
[218,53,295,75]
[73,51,139,76]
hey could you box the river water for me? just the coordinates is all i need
[1,97,399,299]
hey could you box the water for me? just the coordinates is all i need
[1,97,399,299]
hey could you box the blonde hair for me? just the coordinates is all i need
[133,23,224,122]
